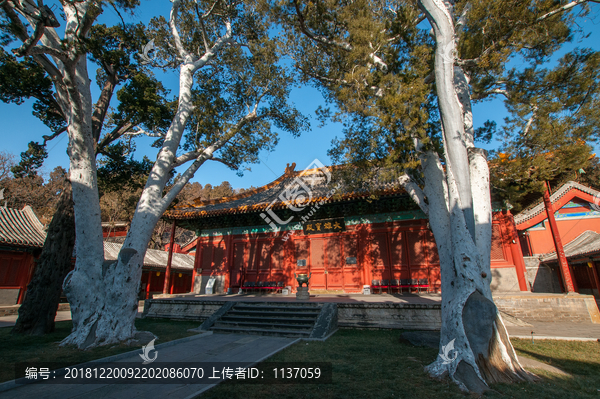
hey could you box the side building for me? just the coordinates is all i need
[166,164,529,295]
[515,181,600,295]
[0,206,46,305]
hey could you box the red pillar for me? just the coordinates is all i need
[589,261,600,295]
[163,221,177,294]
[146,271,152,299]
[503,211,529,291]
[542,183,575,292]
[191,239,202,293]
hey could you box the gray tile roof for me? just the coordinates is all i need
[168,163,405,220]
[540,230,600,263]
[0,206,47,248]
[103,242,195,271]
[514,181,600,227]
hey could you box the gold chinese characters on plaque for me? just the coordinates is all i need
[302,218,346,235]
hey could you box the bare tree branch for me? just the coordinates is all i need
[91,65,118,143]
[210,157,237,169]
[195,3,210,53]
[202,0,220,19]
[480,88,509,98]
[398,174,429,215]
[523,104,538,136]
[96,121,136,153]
[292,0,352,51]
[169,0,190,61]
[25,44,68,59]
[14,17,45,56]
[172,108,259,169]
[41,126,67,144]
[192,20,233,70]
[537,0,600,22]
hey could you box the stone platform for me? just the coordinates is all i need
[143,292,600,330]
[144,293,442,330]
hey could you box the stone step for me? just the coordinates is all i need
[211,325,312,337]
[221,315,317,324]
[213,320,314,330]
[233,303,322,310]
[226,310,320,317]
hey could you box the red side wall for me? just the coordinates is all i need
[524,217,600,255]
[191,213,525,293]
[0,250,36,304]
[140,269,193,299]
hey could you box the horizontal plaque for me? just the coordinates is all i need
[346,257,357,265]
[302,218,346,235]
[297,259,307,267]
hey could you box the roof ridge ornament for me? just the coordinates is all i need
[284,163,297,176]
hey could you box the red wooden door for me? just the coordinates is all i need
[407,229,428,281]
[369,233,391,283]
[309,238,327,289]
[231,242,246,288]
[342,234,361,291]
[325,237,343,290]
[389,230,408,280]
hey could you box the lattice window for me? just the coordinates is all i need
[326,238,341,268]
[389,230,407,266]
[343,234,358,266]
[212,241,226,271]
[271,240,284,269]
[295,239,309,268]
[369,233,390,268]
[310,239,325,268]
[407,230,426,265]
[491,225,505,261]
[258,242,271,271]
[247,241,259,271]
[200,245,213,270]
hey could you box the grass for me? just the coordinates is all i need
[1,325,599,397]
[0,318,200,383]
[200,329,600,399]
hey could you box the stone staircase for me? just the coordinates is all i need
[202,302,334,338]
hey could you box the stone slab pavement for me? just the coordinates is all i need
[505,321,600,341]
[0,332,299,399]
[0,310,73,328]
[0,303,145,328]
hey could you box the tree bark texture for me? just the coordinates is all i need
[62,64,206,348]
[12,183,75,335]
[415,0,534,392]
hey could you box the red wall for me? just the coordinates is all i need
[191,214,525,293]
[140,269,193,299]
[0,250,36,304]
[525,216,600,255]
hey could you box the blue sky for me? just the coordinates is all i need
[1,2,599,190]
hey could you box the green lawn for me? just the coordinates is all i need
[0,318,200,383]
[1,324,599,398]
[201,329,600,399]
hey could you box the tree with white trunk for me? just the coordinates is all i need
[2,0,307,348]
[278,0,598,392]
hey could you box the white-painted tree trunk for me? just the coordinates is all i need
[409,0,534,392]
[62,27,234,346]
[7,0,239,349]
[62,63,199,347]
